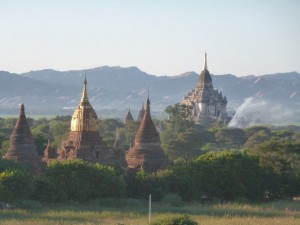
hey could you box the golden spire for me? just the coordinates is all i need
[70,76,99,132]
[80,74,89,105]
[203,52,208,71]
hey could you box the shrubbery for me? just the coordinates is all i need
[0,159,126,203]
[39,159,126,202]
[0,169,34,202]
[151,214,198,225]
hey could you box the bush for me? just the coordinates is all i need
[44,159,126,202]
[151,214,198,225]
[0,170,34,202]
[162,194,183,207]
[0,159,26,172]
[32,176,56,202]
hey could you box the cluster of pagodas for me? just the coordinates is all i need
[2,78,168,174]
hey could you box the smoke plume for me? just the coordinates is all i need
[228,97,296,128]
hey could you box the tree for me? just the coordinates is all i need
[117,121,140,150]
[242,129,271,149]
[44,159,126,202]
[164,103,194,138]
[161,128,214,160]
[249,140,300,199]
[100,118,123,147]
[0,170,34,202]
[215,128,246,147]
[49,120,69,148]
[31,123,51,156]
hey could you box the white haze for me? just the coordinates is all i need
[228,97,295,128]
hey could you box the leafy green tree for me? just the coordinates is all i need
[161,104,202,160]
[249,140,300,199]
[164,103,194,138]
[31,123,51,156]
[117,121,140,150]
[44,159,126,202]
[0,159,26,172]
[242,130,271,149]
[0,170,34,202]
[49,120,69,148]
[0,140,9,158]
[127,169,169,200]
[165,151,263,201]
[244,126,271,138]
[100,118,123,147]
[161,128,214,160]
[215,128,246,147]
[3,118,17,129]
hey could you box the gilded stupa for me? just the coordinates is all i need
[126,96,168,173]
[3,104,42,174]
[58,78,125,165]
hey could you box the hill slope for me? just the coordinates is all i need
[0,67,299,120]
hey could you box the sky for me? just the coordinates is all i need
[0,0,299,76]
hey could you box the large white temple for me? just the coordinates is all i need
[183,53,229,123]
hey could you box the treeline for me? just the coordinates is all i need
[0,159,125,202]
[0,145,299,203]
[0,104,299,203]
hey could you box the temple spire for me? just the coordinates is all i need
[80,75,89,105]
[203,52,208,71]
[146,88,150,113]
[20,103,25,114]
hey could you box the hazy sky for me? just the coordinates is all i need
[0,0,299,76]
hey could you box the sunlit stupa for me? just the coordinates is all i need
[58,78,125,166]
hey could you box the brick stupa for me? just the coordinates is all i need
[42,140,57,163]
[3,104,41,174]
[137,103,145,123]
[112,132,127,169]
[126,96,168,173]
[124,108,134,125]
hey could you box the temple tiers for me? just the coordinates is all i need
[126,96,168,173]
[3,104,41,174]
[183,53,229,123]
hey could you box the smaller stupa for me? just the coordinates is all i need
[43,140,57,163]
[112,132,127,169]
[137,103,145,123]
[124,109,134,125]
[3,104,41,174]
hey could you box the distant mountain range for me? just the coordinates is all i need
[0,66,299,119]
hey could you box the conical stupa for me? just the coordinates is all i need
[3,104,41,174]
[126,96,168,173]
[124,108,134,125]
[137,103,145,123]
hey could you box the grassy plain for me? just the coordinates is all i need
[0,199,299,225]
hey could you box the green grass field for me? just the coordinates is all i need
[0,199,299,225]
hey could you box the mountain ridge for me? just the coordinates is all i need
[0,67,299,119]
